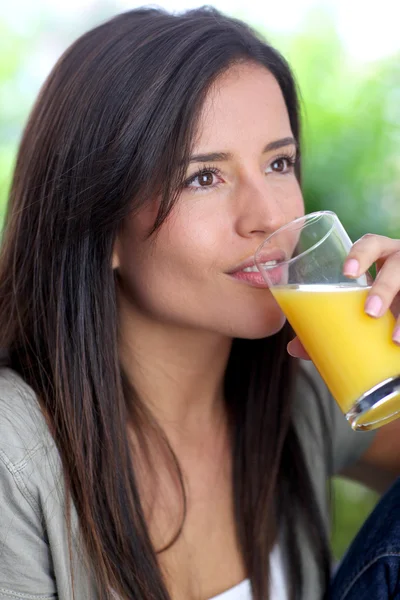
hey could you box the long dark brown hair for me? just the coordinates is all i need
[0,7,331,599]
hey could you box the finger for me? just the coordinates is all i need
[343,234,400,278]
[363,251,400,318]
[376,258,400,319]
[390,295,400,320]
[393,316,400,345]
[287,337,311,360]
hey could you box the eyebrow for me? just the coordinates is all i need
[188,136,298,164]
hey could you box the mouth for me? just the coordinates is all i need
[227,269,273,288]
[227,249,287,288]
[241,260,279,273]
[229,248,286,274]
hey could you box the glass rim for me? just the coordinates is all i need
[254,210,338,269]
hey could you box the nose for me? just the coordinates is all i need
[234,175,291,240]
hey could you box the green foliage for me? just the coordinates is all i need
[264,11,400,242]
[0,19,36,215]
[331,477,379,560]
[0,149,14,224]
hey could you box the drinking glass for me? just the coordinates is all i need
[255,211,400,431]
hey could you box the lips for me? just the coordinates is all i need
[229,248,287,275]
[227,247,288,288]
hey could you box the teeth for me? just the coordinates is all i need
[243,260,277,273]
[243,265,259,273]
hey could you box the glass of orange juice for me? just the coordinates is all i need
[255,211,400,431]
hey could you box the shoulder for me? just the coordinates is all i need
[0,368,69,598]
[0,366,57,470]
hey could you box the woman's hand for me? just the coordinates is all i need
[287,233,400,359]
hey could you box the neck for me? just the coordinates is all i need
[118,297,233,443]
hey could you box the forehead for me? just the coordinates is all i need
[194,62,293,152]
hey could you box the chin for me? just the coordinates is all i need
[231,313,287,340]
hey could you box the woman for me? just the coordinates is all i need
[0,6,400,600]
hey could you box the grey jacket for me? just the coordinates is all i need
[0,365,376,599]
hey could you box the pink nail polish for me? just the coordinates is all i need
[344,258,359,277]
[393,327,400,345]
[365,295,383,318]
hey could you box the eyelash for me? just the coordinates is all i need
[271,152,298,171]
[183,166,223,193]
[183,152,298,193]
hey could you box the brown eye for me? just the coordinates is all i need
[267,154,296,175]
[271,158,288,172]
[185,167,222,192]
[198,172,214,186]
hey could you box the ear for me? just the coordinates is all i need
[112,238,121,270]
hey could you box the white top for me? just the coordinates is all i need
[208,544,288,600]
[209,579,251,600]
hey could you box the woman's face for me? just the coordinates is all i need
[114,62,304,339]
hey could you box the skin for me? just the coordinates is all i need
[112,61,400,597]
[113,62,303,433]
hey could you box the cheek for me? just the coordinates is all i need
[154,202,226,279]
[116,206,224,313]
[223,289,287,339]
[281,181,304,220]
[293,186,305,217]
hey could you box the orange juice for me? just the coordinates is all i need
[272,284,400,428]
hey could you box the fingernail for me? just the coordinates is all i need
[287,342,295,357]
[393,327,400,345]
[365,295,383,317]
[343,258,359,277]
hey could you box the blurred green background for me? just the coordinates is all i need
[273,12,398,559]
[1,2,399,561]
